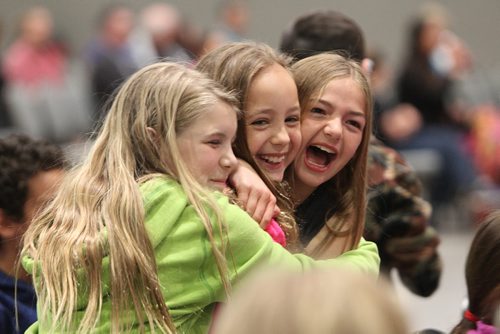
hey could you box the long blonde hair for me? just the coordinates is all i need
[197,41,300,249]
[22,62,238,333]
[290,53,373,254]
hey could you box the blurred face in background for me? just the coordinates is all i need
[104,7,134,45]
[21,6,54,46]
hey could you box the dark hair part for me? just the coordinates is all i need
[451,210,500,333]
[280,10,365,63]
[0,134,66,220]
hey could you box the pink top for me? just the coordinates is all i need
[264,218,286,247]
[467,321,497,334]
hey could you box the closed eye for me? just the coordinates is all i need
[206,139,221,147]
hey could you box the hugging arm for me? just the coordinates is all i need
[228,159,279,227]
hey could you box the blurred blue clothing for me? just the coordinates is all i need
[391,125,477,205]
[0,270,37,334]
[83,38,138,120]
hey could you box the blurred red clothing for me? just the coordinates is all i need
[3,40,66,87]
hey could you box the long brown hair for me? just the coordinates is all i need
[290,53,373,254]
[22,62,238,333]
[197,41,300,249]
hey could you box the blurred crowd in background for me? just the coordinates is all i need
[0,1,499,226]
[0,1,250,141]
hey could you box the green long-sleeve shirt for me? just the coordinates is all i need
[23,177,379,333]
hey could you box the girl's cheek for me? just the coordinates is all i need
[291,130,302,150]
[294,130,302,147]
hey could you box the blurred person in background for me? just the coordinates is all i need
[3,6,66,88]
[3,6,90,142]
[176,18,209,61]
[391,4,479,214]
[367,48,423,143]
[83,4,137,123]
[204,0,250,52]
[130,2,193,68]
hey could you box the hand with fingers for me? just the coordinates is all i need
[229,159,280,228]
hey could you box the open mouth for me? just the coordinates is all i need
[305,145,336,169]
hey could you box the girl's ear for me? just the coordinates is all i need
[146,127,159,143]
[0,209,21,240]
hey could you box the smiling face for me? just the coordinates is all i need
[177,101,238,191]
[292,77,367,202]
[245,64,302,182]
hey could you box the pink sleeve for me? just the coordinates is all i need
[264,219,287,247]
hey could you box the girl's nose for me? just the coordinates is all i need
[270,126,290,146]
[324,118,342,141]
[221,147,238,171]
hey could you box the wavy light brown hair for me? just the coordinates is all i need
[197,41,300,249]
[290,53,373,254]
[22,62,238,333]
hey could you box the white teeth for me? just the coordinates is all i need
[312,145,335,154]
[260,155,285,163]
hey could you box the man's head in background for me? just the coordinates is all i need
[280,9,366,63]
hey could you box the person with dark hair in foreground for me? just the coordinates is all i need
[0,134,65,333]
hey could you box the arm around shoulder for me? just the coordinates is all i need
[223,202,380,280]
[333,237,380,276]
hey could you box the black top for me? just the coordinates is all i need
[295,182,336,245]
[397,58,453,125]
